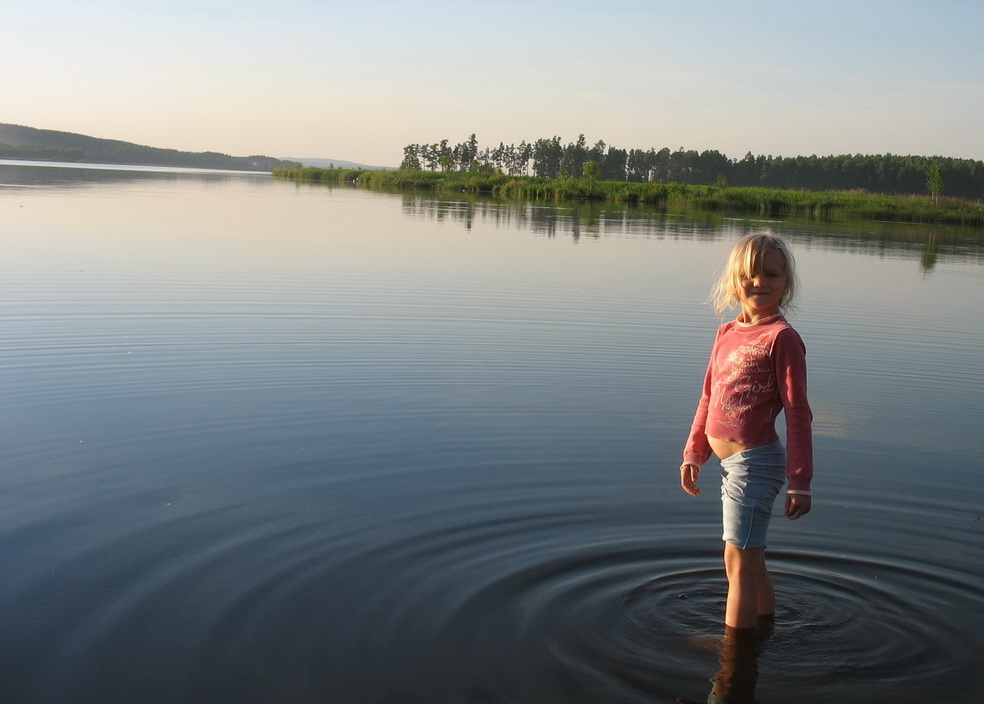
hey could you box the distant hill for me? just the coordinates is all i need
[285,157,395,171]
[0,123,300,172]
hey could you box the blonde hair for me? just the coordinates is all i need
[710,230,798,316]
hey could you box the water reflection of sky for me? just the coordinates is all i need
[2,163,983,704]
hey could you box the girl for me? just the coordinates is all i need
[680,230,813,630]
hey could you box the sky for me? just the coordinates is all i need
[4,0,983,167]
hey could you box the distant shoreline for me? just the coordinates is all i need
[0,123,299,173]
[274,166,984,230]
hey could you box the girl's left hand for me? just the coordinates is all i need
[785,493,812,519]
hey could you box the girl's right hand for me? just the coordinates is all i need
[680,463,701,496]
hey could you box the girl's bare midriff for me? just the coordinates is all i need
[707,436,760,460]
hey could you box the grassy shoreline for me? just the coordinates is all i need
[273,167,984,228]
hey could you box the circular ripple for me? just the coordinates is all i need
[533,546,984,704]
[364,525,984,704]
[7,493,983,704]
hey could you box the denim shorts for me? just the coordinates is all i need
[720,441,786,549]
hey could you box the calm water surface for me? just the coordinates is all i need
[1,163,983,704]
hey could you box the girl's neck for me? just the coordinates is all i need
[738,309,782,325]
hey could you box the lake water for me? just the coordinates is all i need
[1,162,982,704]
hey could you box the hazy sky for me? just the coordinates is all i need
[4,0,982,166]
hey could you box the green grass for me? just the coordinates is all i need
[273,167,984,228]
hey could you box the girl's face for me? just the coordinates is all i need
[737,249,788,322]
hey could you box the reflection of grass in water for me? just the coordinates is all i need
[274,167,984,229]
[921,233,939,272]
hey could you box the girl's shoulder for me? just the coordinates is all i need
[773,321,808,356]
[772,316,797,333]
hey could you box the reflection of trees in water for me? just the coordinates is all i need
[401,196,593,239]
[400,195,984,265]
[921,232,939,273]
[400,195,729,243]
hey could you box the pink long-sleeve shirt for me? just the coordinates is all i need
[683,314,814,494]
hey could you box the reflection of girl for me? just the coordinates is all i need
[680,231,813,630]
[677,625,769,704]
[708,625,764,704]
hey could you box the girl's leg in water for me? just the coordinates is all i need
[724,544,774,628]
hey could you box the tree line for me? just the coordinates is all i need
[400,134,984,200]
